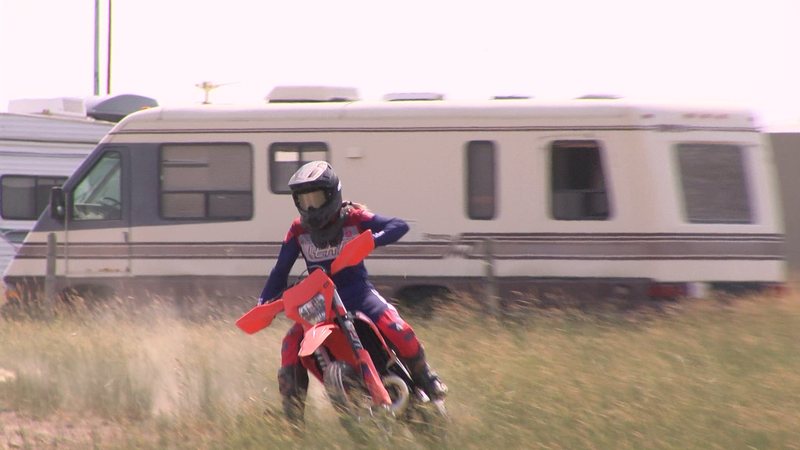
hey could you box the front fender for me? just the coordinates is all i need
[299,323,338,357]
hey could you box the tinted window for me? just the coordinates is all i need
[2,230,28,244]
[677,143,752,223]
[466,141,496,220]
[551,140,610,220]
[160,144,253,220]
[0,175,67,220]
[269,142,329,194]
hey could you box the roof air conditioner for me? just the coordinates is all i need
[84,94,159,122]
[8,97,87,118]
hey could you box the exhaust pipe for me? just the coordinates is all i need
[382,375,409,414]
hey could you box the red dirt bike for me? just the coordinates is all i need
[236,230,447,438]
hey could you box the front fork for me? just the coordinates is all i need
[331,289,392,407]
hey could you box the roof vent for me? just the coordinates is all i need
[266,86,360,103]
[383,92,444,102]
[84,94,158,122]
[492,95,532,100]
[8,97,88,118]
[576,94,622,100]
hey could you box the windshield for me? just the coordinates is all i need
[72,152,122,221]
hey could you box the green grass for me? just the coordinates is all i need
[2,292,800,449]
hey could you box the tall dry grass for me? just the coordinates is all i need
[1,289,800,449]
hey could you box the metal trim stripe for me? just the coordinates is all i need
[465,255,782,261]
[13,234,785,261]
[459,232,784,241]
[112,125,759,135]
[0,138,104,145]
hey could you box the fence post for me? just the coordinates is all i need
[44,232,57,315]
[483,238,498,317]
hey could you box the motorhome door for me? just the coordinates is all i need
[63,147,132,278]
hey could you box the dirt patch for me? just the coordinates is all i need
[0,368,14,383]
[0,411,124,449]
[0,369,126,450]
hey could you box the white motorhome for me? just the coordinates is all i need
[2,88,787,306]
[768,126,800,270]
[0,94,157,277]
[0,101,112,276]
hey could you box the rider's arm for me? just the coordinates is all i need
[257,229,301,305]
[361,212,409,247]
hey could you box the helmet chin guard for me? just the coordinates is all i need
[305,207,348,248]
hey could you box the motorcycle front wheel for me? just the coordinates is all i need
[406,398,450,442]
[323,361,376,442]
[324,361,369,413]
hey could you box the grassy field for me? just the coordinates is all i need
[1,290,800,449]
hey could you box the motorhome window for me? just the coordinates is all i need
[550,140,610,220]
[160,144,253,220]
[466,141,496,220]
[2,229,27,244]
[269,142,329,194]
[676,143,752,223]
[72,152,122,221]
[0,175,67,220]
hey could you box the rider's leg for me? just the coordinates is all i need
[400,345,448,400]
[359,289,448,399]
[278,323,309,424]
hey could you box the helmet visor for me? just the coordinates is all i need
[295,190,327,211]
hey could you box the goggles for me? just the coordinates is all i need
[295,190,327,211]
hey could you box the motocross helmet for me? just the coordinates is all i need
[288,161,343,231]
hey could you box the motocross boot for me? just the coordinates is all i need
[277,365,309,426]
[405,347,448,400]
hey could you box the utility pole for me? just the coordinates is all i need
[93,0,100,95]
[94,0,112,96]
[107,0,112,94]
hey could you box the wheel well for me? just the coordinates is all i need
[393,285,453,315]
[59,284,117,305]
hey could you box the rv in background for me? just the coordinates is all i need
[769,127,800,270]
[0,94,157,275]
[2,87,787,306]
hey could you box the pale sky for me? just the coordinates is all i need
[1,0,799,128]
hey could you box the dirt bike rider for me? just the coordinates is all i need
[258,161,447,424]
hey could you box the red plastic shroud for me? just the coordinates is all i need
[235,231,390,405]
[235,230,375,334]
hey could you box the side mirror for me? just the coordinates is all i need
[50,187,66,220]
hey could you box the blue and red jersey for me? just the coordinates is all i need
[258,208,409,306]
